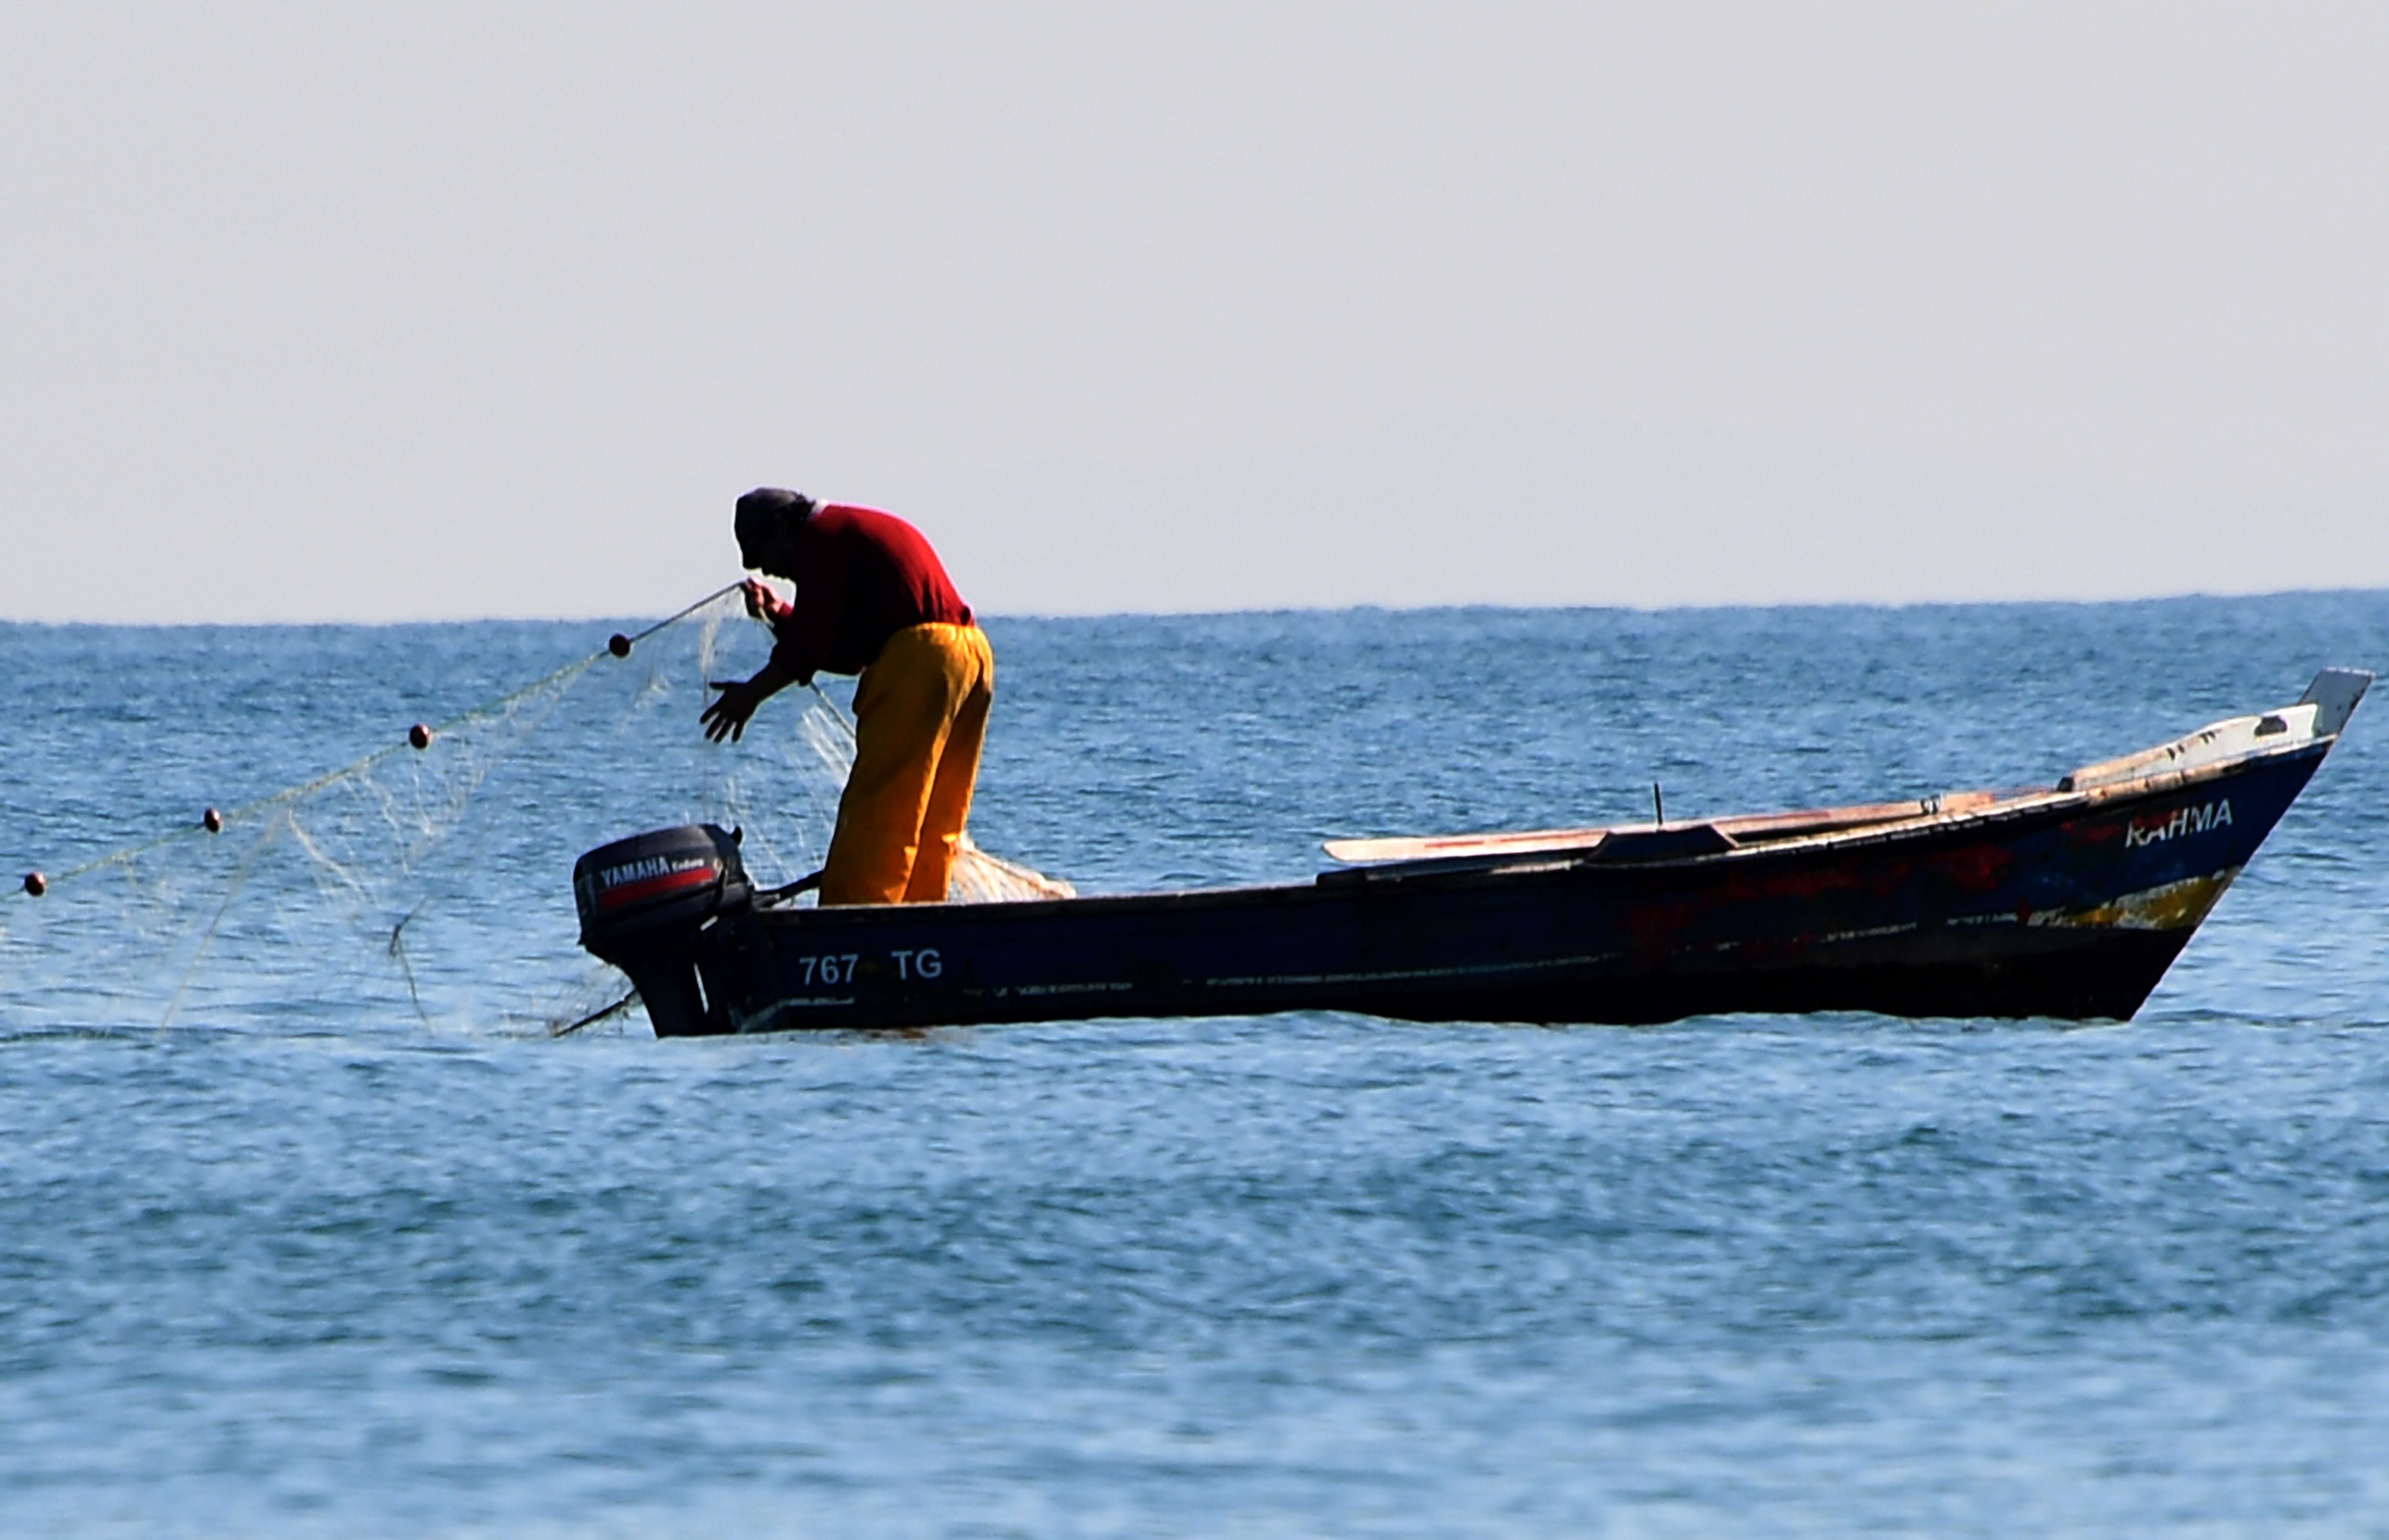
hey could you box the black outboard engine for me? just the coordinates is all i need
[572,824,752,1036]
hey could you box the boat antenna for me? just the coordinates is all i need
[1653,782,1665,829]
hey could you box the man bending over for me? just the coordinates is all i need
[699,488,993,905]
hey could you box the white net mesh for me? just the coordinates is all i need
[0,595,1068,1038]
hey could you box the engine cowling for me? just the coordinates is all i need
[572,825,750,1035]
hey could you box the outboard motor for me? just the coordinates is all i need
[572,824,752,1036]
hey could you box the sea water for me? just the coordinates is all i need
[3,596,2388,1537]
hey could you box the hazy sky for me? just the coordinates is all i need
[3,3,2382,622]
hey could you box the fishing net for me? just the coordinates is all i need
[0,593,1069,1038]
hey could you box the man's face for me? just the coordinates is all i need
[741,523,799,580]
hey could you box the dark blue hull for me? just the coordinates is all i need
[670,739,2327,1034]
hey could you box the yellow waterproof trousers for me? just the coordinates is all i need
[819,622,995,905]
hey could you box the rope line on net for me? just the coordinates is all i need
[620,582,742,649]
[14,586,748,901]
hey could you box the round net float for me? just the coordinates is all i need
[201,807,223,833]
[608,633,633,658]
[408,723,433,750]
[22,871,45,897]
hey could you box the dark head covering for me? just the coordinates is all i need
[734,487,818,567]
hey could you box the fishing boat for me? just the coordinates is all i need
[572,669,2370,1036]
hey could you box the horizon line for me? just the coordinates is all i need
[5,583,2388,631]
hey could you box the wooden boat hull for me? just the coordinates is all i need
[572,670,2366,1035]
[666,739,2318,1034]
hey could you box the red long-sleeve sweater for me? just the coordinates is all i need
[768,504,974,682]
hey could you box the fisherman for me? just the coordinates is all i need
[699,488,994,905]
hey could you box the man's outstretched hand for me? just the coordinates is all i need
[701,637,800,743]
[702,675,773,743]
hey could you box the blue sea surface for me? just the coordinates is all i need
[4,595,2389,1536]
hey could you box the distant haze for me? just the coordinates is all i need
[2,4,2382,622]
